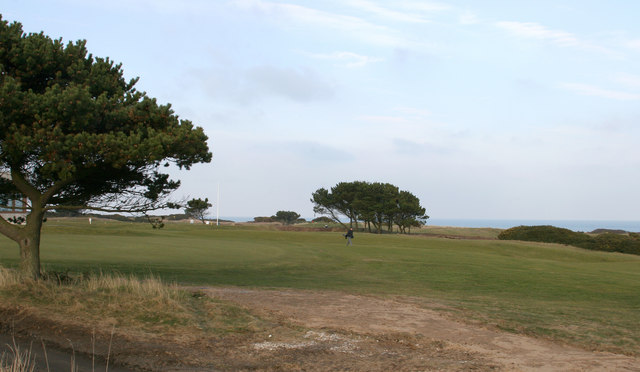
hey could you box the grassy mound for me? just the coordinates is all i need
[498,225,640,255]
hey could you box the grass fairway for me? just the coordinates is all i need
[1,218,639,355]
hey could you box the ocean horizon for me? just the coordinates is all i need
[426,219,640,232]
[216,216,640,233]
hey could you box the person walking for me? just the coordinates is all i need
[345,227,354,246]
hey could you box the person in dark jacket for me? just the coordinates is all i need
[345,227,354,246]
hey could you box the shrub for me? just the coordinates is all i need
[594,233,640,254]
[498,225,640,256]
[498,225,592,246]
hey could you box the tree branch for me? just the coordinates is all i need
[0,215,21,242]
[41,177,75,206]
[9,169,41,202]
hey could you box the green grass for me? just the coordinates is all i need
[419,225,502,239]
[1,218,640,354]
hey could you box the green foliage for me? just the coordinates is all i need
[311,181,428,233]
[271,210,301,225]
[253,216,274,223]
[0,15,211,278]
[498,225,592,245]
[185,198,212,223]
[147,215,165,229]
[311,216,333,223]
[498,225,640,255]
[0,15,211,212]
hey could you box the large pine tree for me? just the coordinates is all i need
[0,15,212,279]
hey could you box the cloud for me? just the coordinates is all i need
[458,11,480,25]
[496,21,618,57]
[614,73,640,89]
[308,51,383,68]
[344,0,430,23]
[253,140,355,164]
[245,66,335,102]
[358,106,431,124]
[191,62,335,106]
[233,0,385,34]
[231,0,429,49]
[625,39,640,50]
[392,138,448,155]
[559,82,640,101]
[393,106,432,118]
[357,115,411,125]
[396,1,451,13]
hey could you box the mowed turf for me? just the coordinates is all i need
[1,218,639,354]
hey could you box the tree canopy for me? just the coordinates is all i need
[272,211,301,225]
[311,181,428,233]
[185,198,212,224]
[0,16,212,279]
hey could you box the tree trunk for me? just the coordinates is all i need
[18,210,45,280]
[375,217,382,234]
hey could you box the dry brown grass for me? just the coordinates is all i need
[0,267,21,288]
[0,266,265,340]
[0,341,36,372]
[0,266,270,370]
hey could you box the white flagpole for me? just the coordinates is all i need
[216,182,220,226]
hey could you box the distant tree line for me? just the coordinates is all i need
[311,181,429,234]
[498,225,640,256]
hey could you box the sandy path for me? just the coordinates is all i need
[203,287,640,372]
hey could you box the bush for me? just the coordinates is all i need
[593,233,640,254]
[312,216,334,223]
[498,225,640,256]
[498,225,592,246]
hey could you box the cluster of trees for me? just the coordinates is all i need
[253,211,304,225]
[185,198,212,224]
[311,181,428,234]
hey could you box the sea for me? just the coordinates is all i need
[219,216,640,233]
[426,219,640,233]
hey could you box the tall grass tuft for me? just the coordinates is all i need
[0,340,36,372]
[0,267,22,288]
[85,272,176,301]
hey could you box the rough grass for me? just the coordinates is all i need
[418,225,502,239]
[0,266,265,338]
[1,218,640,355]
[0,341,36,372]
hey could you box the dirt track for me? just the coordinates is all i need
[203,287,640,372]
[3,287,640,371]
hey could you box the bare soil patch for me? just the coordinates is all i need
[203,287,640,372]
[2,288,639,371]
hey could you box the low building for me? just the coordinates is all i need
[0,172,29,221]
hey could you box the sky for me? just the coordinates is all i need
[4,0,640,221]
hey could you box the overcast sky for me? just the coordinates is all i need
[5,1,640,220]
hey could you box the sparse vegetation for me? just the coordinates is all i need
[0,341,36,372]
[0,266,266,338]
